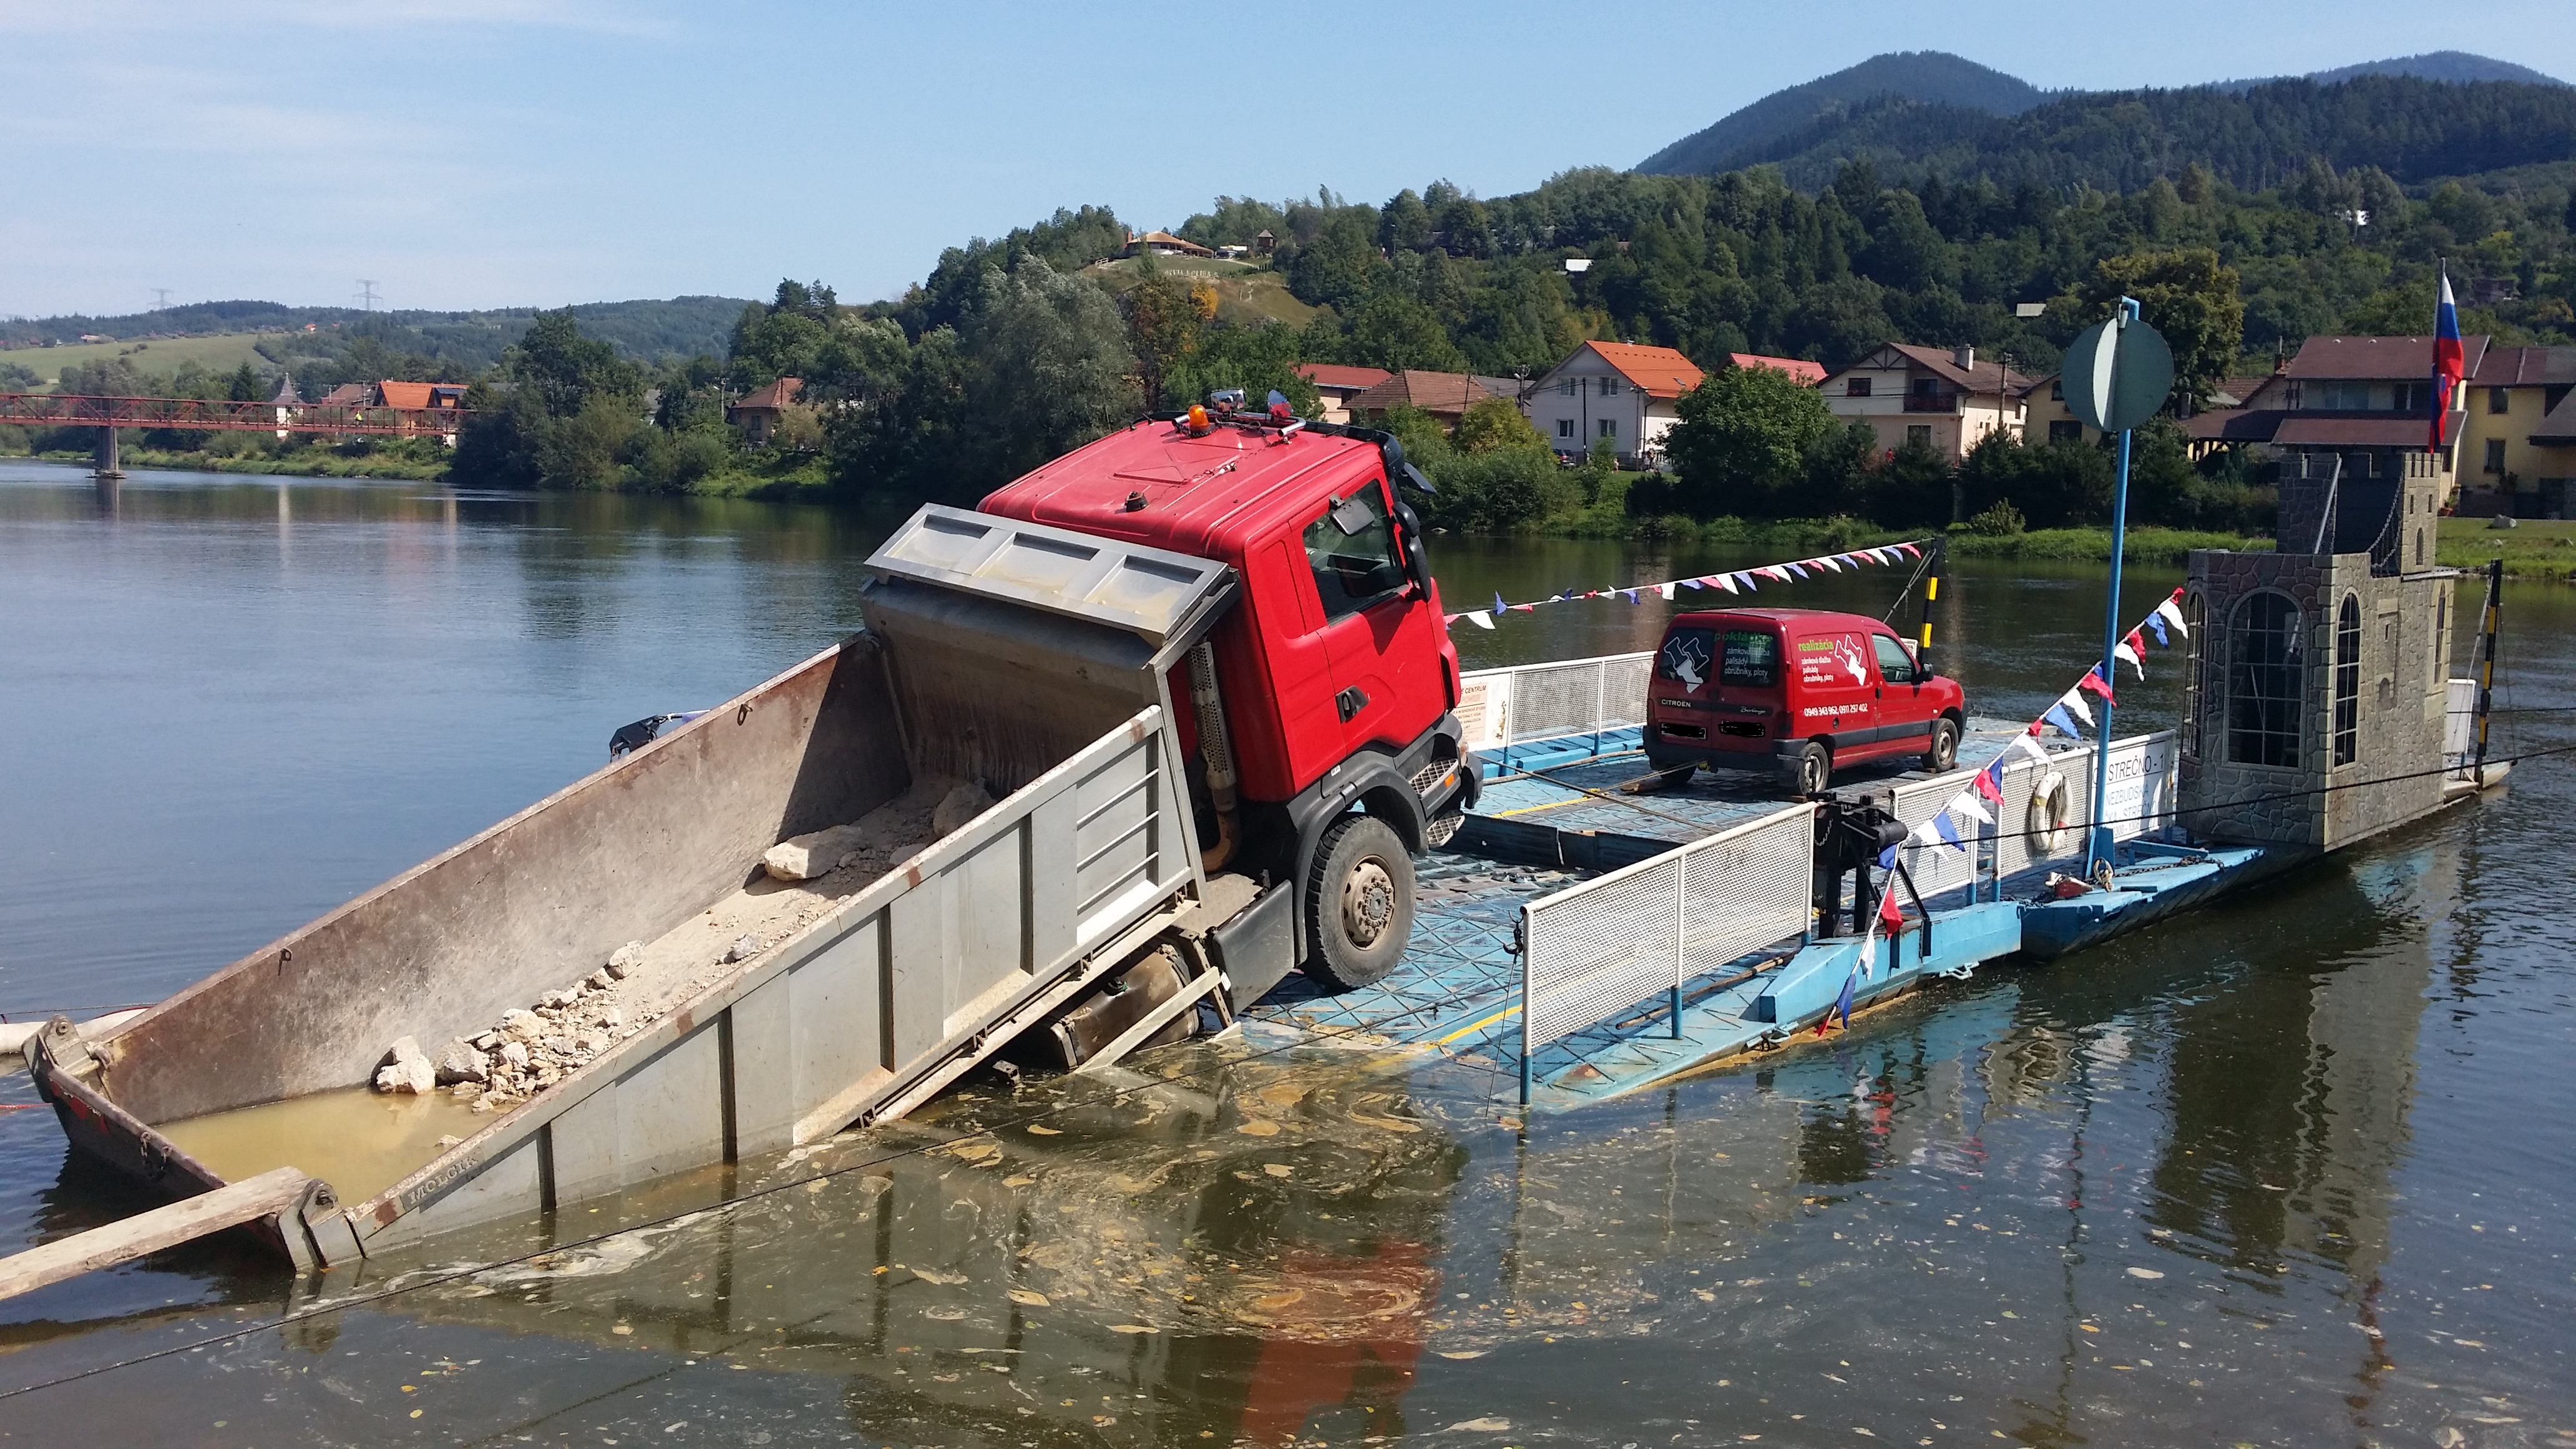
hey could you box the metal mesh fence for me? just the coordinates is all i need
[1889,766,1982,905]
[1456,653,1656,751]
[1503,659,1602,744]
[1601,655,1652,731]
[1994,744,2095,878]
[1520,802,1813,1050]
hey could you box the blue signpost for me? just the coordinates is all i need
[2059,297,2174,877]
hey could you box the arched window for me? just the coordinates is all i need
[2228,592,2303,768]
[2333,594,2361,766]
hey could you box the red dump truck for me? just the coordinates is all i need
[21,402,1478,1266]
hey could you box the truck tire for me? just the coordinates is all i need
[1781,740,1832,797]
[1299,814,1414,992]
[1921,717,1959,773]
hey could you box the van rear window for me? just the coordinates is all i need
[1656,628,1714,689]
[1720,630,1779,687]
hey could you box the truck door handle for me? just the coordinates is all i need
[1335,686,1369,722]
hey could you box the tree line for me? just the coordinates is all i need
[418,140,2568,534]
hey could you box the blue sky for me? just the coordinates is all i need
[3,0,2570,320]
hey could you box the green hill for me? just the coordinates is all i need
[1700,72,2576,194]
[0,296,751,376]
[1637,51,2044,177]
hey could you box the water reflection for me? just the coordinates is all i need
[326,1050,1465,1445]
[4,464,2572,1445]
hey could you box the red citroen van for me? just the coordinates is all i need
[1645,608,1964,795]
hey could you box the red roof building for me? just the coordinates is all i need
[1524,342,1707,465]
[1344,370,1494,424]
[727,378,806,446]
[1723,353,1827,386]
[1295,363,1393,424]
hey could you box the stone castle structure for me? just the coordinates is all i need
[2179,454,2456,849]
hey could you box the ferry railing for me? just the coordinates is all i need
[1841,731,2185,918]
[1515,800,1814,1100]
[1458,652,1654,769]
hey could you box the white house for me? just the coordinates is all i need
[1818,343,2035,462]
[1523,342,1704,466]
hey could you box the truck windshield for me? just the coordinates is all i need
[1719,630,1780,687]
[1304,487,1407,622]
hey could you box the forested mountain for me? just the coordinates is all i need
[1667,73,2576,194]
[2236,51,2567,89]
[1637,52,2046,178]
[0,296,748,371]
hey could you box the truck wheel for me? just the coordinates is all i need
[1922,717,1959,773]
[1299,814,1414,991]
[1781,741,1832,796]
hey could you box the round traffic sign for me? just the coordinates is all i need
[2062,316,2175,434]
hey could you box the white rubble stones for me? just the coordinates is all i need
[932,780,995,837]
[431,1038,487,1085]
[759,781,953,884]
[763,824,872,883]
[373,1036,436,1095]
[724,934,761,964]
[422,936,676,1111]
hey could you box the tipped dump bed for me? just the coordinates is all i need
[36,627,1206,1254]
[26,507,1241,1261]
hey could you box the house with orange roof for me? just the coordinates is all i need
[374,381,469,411]
[1722,353,1827,386]
[1525,341,1712,466]
[727,377,806,446]
[1295,363,1392,425]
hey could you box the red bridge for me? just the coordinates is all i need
[0,391,472,438]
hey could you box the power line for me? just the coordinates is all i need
[354,280,379,312]
[149,290,172,312]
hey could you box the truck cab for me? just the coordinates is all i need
[976,406,1475,991]
[1645,607,1963,796]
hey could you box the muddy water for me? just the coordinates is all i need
[4,462,2575,1445]
[159,1086,488,1206]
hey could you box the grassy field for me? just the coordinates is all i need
[1946,526,2270,564]
[2440,516,2576,580]
[0,332,277,386]
[1083,256,1320,328]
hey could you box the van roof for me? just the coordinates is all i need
[1670,607,1896,633]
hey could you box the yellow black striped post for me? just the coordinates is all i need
[2473,557,2502,772]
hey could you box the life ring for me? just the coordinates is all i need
[2027,771,2070,856]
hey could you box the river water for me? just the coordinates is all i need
[2,461,2571,1447]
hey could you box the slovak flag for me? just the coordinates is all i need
[2431,272,2464,451]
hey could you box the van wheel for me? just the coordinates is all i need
[1782,741,1832,796]
[1299,814,1415,992]
[1922,717,1959,773]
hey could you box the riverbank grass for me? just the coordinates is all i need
[2441,517,2576,580]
